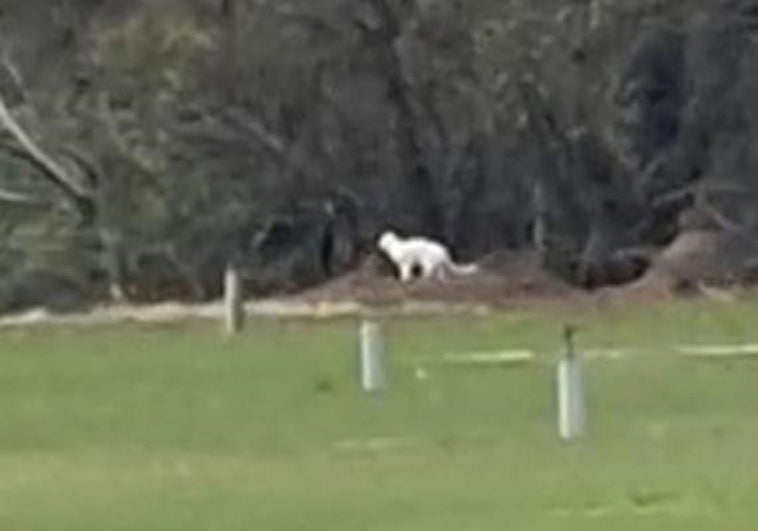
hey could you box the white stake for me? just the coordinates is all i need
[359,318,386,393]
[557,326,585,441]
[223,262,244,335]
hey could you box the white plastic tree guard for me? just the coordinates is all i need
[557,326,586,441]
[359,318,386,393]
[223,263,244,335]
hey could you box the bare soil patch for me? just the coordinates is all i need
[604,230,754,302]
[291,250,586,309]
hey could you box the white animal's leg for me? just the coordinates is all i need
[399,262,414,282]
[419,261,434,280]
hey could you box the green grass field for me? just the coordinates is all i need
[2,299,758,530]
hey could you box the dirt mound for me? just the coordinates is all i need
[291,250,583,308]
[651,230,722,282]
[605,229,758,301]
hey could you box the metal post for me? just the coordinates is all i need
[359,318,386,393]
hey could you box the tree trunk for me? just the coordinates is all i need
[364,0,445,237]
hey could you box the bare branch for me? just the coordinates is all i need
[96,92,163,182]
[0,57,25,93]
[0,55,27,104]
[219,109,287,155]
[0,187,49,207]
[212,107,329,186]
[652,179,749,208]
[58,145,102,188]
[0,94,94,219]
[700,199,745,233]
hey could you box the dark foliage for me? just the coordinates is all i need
[1,0,758,311]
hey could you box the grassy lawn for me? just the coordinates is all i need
[1,299,758,530]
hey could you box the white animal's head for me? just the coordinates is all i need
[377,230,400,252]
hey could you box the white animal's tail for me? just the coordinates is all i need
[446,261,479,276]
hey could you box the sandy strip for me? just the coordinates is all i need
[0,299,492,328]
[438,350,536,365]
[676,343,758,359]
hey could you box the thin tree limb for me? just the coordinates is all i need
[0,187,49,207]
[0,94,94,219]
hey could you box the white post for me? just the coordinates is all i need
[557,355,585,441]
[223,262,244,335]
[557,327,585,441]
[359,318,386,393]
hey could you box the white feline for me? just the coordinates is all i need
[377,230,479,282]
